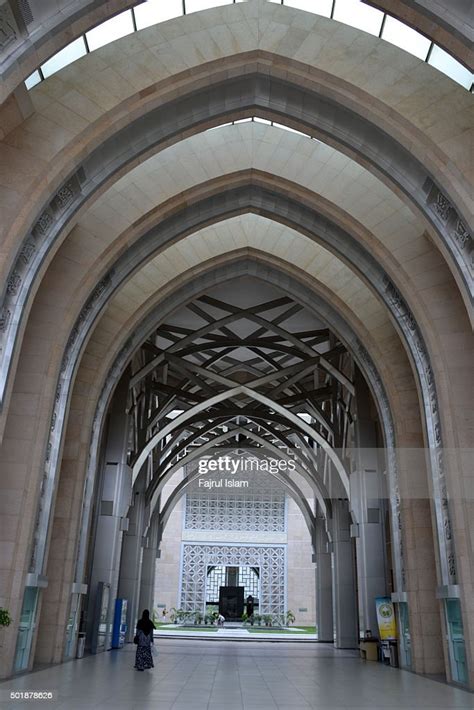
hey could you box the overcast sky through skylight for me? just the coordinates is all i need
[25,0,473,92]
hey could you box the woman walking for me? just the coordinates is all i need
[134,609,156,671]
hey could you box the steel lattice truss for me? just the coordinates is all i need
[127,292,355,542]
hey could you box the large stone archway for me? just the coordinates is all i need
[0,0,471,692]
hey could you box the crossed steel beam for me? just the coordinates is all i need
[127,293,354,529]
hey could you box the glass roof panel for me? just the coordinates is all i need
[382,15,431,60]
[285,0,332,17]
[86,10,135,52]
[41,37,87,78]
[185,0,233,12]
[25,70,42,90]
[273,121,309,136]
[428,45,473,90]
[134,0,183,29]
[333,0,384,36]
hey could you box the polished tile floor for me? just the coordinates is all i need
[1,640,473,710]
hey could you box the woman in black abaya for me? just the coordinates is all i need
[134,609,156,671]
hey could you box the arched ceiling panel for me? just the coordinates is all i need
[0,6,471,379]
[2,0,471,101]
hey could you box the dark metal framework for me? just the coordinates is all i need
[126,290,357,546]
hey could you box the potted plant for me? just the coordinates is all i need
[0,608,12,628]
[0,608,12,649]
[254,614,262,627]
[174,609,187,625]
[263,614,272,627]
[211,611,219,625]
[286,610,295,626]
[241,611,248,625]
[194,611,203,625]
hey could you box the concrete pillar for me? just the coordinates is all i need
[351,426,388,636]
[117,484,146,643]
[351,369,388,637]
[138,515,160,618]
[315,515,333,642]
[332,499,358,649]
[85,381,132,652]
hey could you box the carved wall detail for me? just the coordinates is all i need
[28,268,113,576]
[425,181,473,262]
[383,275,457,585]
[454,219,471,251]
[52,182,76,211]
[0,3,19,51]
[6,272,21,295]
[0,307,11,332]
[33,211,53,237]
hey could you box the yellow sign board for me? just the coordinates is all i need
[375,597,397,640]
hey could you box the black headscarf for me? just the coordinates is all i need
[137,609,155,636]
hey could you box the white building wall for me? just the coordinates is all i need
[154,473,315,626]
[153,479,183,617]
[287,497,316,626]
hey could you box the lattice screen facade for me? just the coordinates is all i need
[184,471,286,533]
[205,565,260,602]
[180,544,286,615]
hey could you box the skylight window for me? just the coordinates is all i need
[209,122,233,129]
[382,15,431,61]
[428,45,473,90]
[134,0,183,30]
[273,121,308,136]
[86,10,135,52]
[23,0,473,94]
[25,70,42,90]
[41,37,87,78]
[333,0,384,36]
[285,0,332,18]
[185,0,232,13]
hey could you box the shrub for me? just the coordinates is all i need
[0,608,12,627]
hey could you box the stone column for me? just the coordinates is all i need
[332,499,358,648]
[350,369,389,636]
[138,515,160,619]
[351,427,388,636]
[315,514,333,642]
[117,483,146,643]
[85,382,132,652]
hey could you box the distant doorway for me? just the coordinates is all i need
[206,564,260,618]
[219,586,244,620]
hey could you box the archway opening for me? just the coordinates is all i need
[80,273,397,655]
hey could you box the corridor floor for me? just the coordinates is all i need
[1,640,473,710]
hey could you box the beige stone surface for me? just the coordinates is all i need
[0,2,472,295]
[0,0,472,689]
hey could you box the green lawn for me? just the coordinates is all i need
[154,622,316,635]
[155,624,218,632]
[247,626,316,634]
